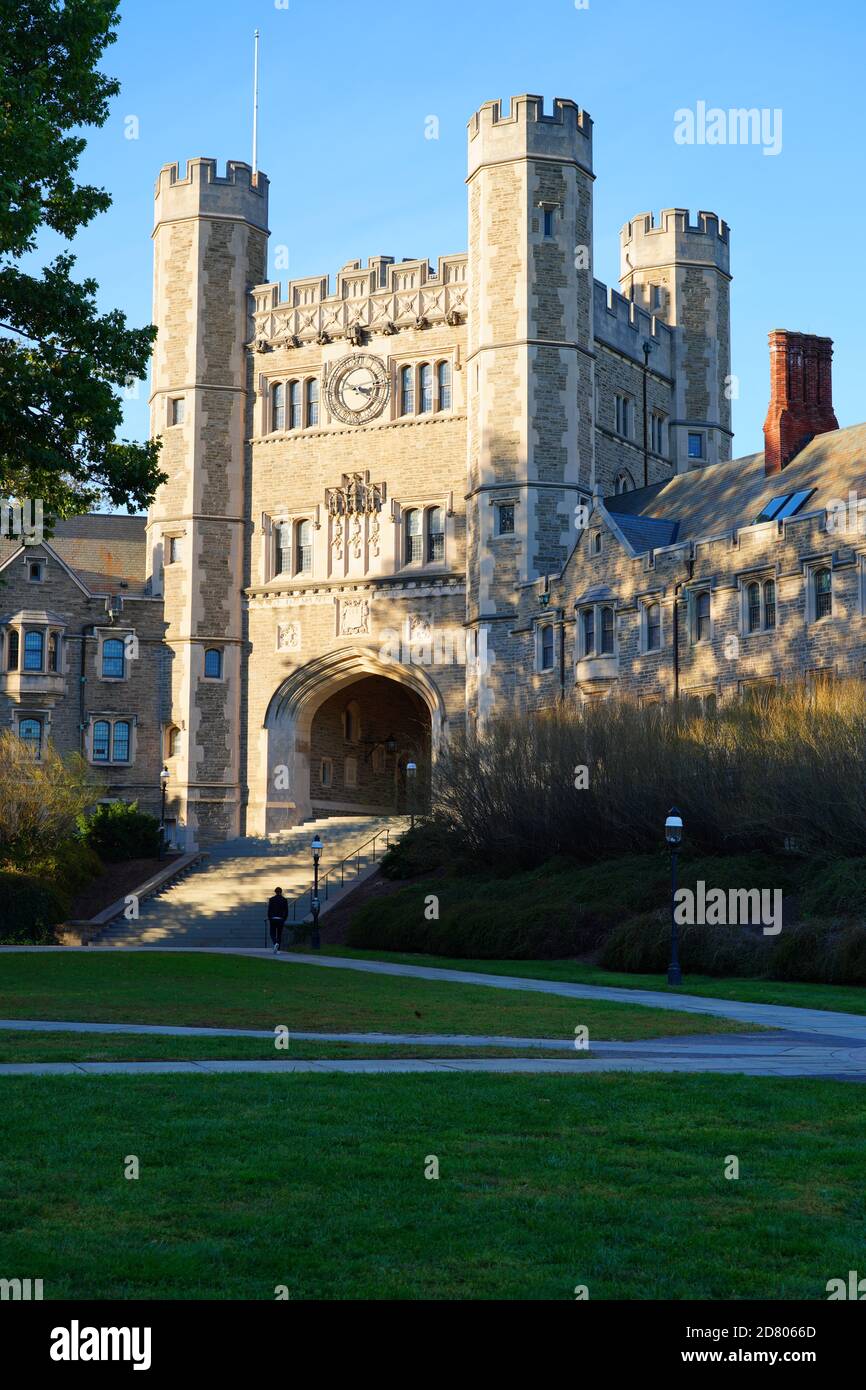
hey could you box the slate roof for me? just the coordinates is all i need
[604,421,866,554]
[0,514,148,594]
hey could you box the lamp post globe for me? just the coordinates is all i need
[158,765,169,860]
[310,834,323,951]
[666,806,683,985]
[406,760,417,830]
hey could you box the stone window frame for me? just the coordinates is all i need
[493,497,518,539]
[26,558,45,583]
[393,356,454,419]
[650,410,668,456]
[536,199,561,240]
[267,375,320,433]
[5,620,66,675]
[577,601,617,659]
[165,724,181,759]
[614,391,634,440]
[87,714,136,767]
[344,755,358,789]
[98,629,133,682]
[738,677,778,707]
[639,596,664,654]
[320,756,334,789]
[588,528,603,558]
[203,647,224,681]
[738,572,777,637]
[398,499,450,572]
[614,470,634,496]
[803,558,834,624]
[683,687,719,715]
[168,396,185,428]
[15,709,48,759]
[270,509,319,582]
[687,431,705,461]
[343,700,361,745]
[688,588,713,645]
[534,619,557,674]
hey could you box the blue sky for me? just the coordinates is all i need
[52,0,866,458]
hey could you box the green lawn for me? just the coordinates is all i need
[0,953,758,1040]
[0,1072,861,1299]
[322,947,866,1015]
[0,1030,587,1063]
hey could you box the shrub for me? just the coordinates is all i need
[79,800,160,861]
[379,820,462,880]
[31,838,103,897]
[0,871,68,943]
[599,911,768,978]
[432,683,866,869]
[798,858,866,920]
[0,732,95,870]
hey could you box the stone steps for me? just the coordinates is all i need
[96,815,405,947]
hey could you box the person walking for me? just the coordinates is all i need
[267,886,289,953]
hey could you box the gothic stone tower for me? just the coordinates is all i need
[619,209,731,470]
[147,159,269,847]
[465,95,595,724]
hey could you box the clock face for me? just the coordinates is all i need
[326,352,390,425]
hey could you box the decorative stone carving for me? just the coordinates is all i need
[276,621,300,653]
[325,471,385,517]
[339,598,370,636]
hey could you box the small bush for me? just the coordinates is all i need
[799,858,866,920]
[79,800,160,862]
[31,838,103,897]
[379,820,462,880]
[0,872,68,943]
[599,911,768,978]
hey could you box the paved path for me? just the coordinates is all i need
[3,948,865,1078]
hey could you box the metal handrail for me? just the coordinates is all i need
[287,826,397,926]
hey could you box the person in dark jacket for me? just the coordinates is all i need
[267,887,289,953]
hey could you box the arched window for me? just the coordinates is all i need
[404,508,422,563]
[747,581,761,634]
[600,606,615,655]
[101,637,124,679]
[7,629,19,671]
[646,602,661,651]
[764,579,776,629]
[275,521,292,576]
[581,608,594,657]
[814,568,832,619]
[437,361,451,411]
[23,630,44,672]
[400,365,414,416]
[19,717,43,758]
[47,632,59,672]
[204,648,222,679]
[92,719,110,762]
[695,591,711,642]
[295,519,312,575]
[288,380,302,430]
[112,721,131,763]
[306,378,319,427]
[272,382,285,432]
[614,471,634,495]
[167,726,181,758]
[540,624,555,671]
[343,700,361,744]
[427,506,445,563]
[419,363,433,413]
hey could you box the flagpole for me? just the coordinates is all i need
[252,28,260,178]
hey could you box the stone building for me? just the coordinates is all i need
[2,92,858,846]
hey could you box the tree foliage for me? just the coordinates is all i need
[0,0,165,516]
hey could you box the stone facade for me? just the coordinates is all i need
[13,93,863,848]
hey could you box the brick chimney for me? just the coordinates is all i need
[762,330,838,475]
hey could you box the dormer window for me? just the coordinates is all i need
[28,560,44,582]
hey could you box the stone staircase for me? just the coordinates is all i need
[95,815,405,948]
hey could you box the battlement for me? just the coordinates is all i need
[154,158,269,233]
[593,280,674,374]
[467,94,593,176]
[620,208,730,277]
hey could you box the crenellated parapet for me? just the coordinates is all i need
[251,254,468,347]
[621,208,730,280]
[467,94,593,178]
[593,280,674,376]
[153,158,269,234]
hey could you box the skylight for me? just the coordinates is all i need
[754,488,816,525]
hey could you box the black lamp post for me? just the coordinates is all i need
[665,807,684,985]
[310,833,323,951]
[158,765,169,860]
[406,760,417,830]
